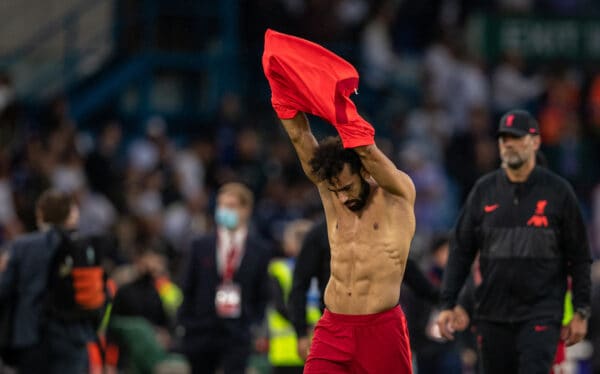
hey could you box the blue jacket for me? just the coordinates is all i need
[0,229,96,348]
[0,230,59,347]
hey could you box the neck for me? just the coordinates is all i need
[220,224,247,235]
[504,160,536,183]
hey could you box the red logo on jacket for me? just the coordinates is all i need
[527,200,548,227]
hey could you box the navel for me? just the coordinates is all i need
[373,222,379,230]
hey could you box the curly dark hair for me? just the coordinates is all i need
[309,136,363,183]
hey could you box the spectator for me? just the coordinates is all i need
[0,153,22,244]
[445,106,498,202]
[491,51,544,114]
[360,0,419,98]
[398,142,454,237]
[163,191,210,256]
[84,120,125,211]
[0,72,21,154]
[112,245,179,331]
[111,244,184,371]
[403,93,453,164]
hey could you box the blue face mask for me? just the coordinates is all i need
[215,207,239,230]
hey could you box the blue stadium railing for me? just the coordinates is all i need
[0,0,241,126]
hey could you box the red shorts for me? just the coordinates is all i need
[304,305,412,373]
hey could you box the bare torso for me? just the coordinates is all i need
[321,183,415,314]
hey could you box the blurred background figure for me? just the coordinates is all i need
[267,218,316,374]
[176,182,271,374]
[110,244,187,374]
[0,189,106,374]
[402,235,467,374]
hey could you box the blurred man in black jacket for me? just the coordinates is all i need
[437,110,592,374]
[0,189,99,373]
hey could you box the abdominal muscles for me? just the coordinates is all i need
[325,239,405,314]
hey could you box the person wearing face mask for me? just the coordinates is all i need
[177,182,272,374]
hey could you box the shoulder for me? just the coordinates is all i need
[189,233,216,251]
[535,167,578,201]
[536,167,572,189]
[10,231,51,250]
[460,170,502,209]
[474,170,501,191]
[247,232,272,253]
[468,170,502,197]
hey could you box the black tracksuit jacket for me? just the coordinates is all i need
[440,166,592,323]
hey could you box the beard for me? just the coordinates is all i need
[502,151,527,170]
[345,179,371,212]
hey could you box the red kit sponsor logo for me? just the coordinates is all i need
[506,114,515,126]
[527,200,548,227]
[534,325,548,332]
[484,204,499,213]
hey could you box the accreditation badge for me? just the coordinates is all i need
[215,282,242,318]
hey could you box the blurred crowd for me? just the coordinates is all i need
[1,0,600,372]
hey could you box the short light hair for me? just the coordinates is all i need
[217,182,254,210]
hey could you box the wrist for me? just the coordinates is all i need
[574,306,591,320]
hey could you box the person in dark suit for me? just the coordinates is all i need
[177,182,272,374]
[0,189,98,373]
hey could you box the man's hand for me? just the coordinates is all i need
[561,313,588,346]
[436,309,457,340]
[453,305,470,331]
[297,336,311,360]
[154,327,172,349]
[254,336,269,353]
[0,251,9,273]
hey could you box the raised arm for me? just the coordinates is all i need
[353,144,415,202]
[280,112,320,185]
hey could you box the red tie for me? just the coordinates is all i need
[224,245,238,281]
